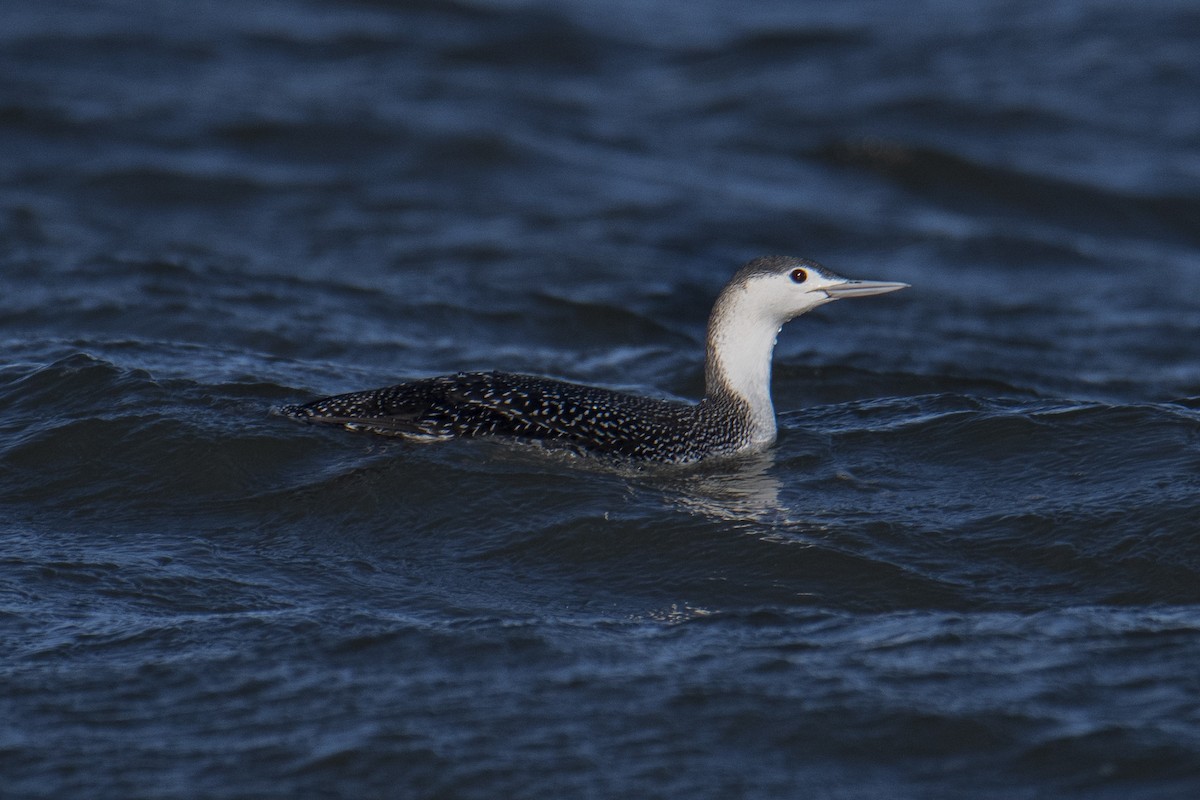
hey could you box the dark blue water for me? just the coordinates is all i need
[3,1,1200,797]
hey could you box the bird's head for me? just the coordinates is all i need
[725,255,909,326]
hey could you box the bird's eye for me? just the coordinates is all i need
[790,268,808,284]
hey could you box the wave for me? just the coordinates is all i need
[818,138,1200,246]
[3,352,1196,615]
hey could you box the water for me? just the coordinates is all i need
[2,0,1200,797]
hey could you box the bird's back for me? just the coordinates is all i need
[282,371,716,461]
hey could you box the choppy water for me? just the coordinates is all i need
[3,0,1200,797]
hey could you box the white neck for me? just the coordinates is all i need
[703,285,785,446]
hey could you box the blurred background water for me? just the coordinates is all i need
[2,0,1200,797]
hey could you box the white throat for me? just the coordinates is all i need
[703,284,791,446]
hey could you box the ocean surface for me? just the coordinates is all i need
[3,0,1200,797]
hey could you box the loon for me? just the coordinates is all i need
[280,256,908,463]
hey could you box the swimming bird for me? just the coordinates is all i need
[280,256,908,463]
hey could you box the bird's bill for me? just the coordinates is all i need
[821,280,910,299]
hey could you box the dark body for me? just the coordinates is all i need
[281,371,752,463]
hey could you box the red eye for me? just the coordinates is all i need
[790,268,808,284]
